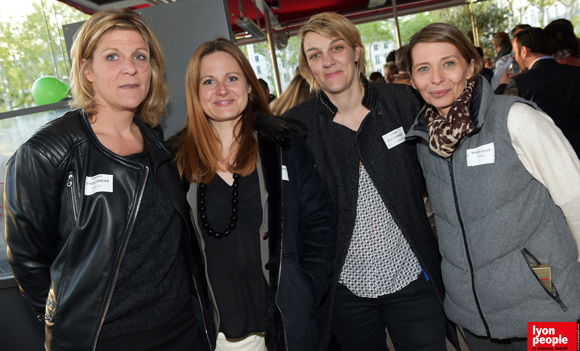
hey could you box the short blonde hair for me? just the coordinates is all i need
[69,8,169,126]
[298,12,366,93]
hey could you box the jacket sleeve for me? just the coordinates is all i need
[290,137,337,306]
[4,143,62,315]
[507,102,580,262]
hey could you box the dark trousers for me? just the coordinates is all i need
[332,274,447,351]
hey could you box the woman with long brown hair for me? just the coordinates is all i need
[169,38,335,351]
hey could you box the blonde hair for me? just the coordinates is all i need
[173,38,271,184]
[69,8,169,126]
[406,23,483,83]
[270,73,313,115]
[298,12,366,93]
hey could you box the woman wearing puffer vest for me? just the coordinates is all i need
[405,23,580,351]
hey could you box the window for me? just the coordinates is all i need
[284,74,289,82]
[384,42,388,49]
[281,61,285,68]
[255,55,260,62]
[375,55,380,64]
[374,44,379,50]
[257,66,261,74]
[0,105,69,277]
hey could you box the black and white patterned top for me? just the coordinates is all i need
[339,164,421,298]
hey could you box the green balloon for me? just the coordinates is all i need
[32,76,70,105]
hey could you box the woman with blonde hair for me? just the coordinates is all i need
[270,71,313,116]
[283,12,458,351]
[169,38,335,351]
[5,8,214,351]
[406,22,580,351]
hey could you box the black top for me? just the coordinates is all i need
[100,148,192,339]
[199,170,268,339]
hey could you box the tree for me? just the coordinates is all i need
[0,1,89,112]
[527,0,558,27]
[356,20,395,71]
[431,0,510,57]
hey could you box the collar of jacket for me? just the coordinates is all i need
[315,73,374,119]
[406,75,490,142]
[495,43,512,63]
[78,109,172,169]
[253,110,307,149]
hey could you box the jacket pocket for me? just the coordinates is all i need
[521,248,567,311]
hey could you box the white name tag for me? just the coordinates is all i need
[282,165,289,181]
[466,143,495,167]
[382,127,406,149]
[84,174,113,195]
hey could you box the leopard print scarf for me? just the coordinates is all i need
[425,81,475,158]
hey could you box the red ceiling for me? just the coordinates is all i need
[59,0,462,36]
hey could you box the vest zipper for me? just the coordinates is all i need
[447,158,491,337]
[91,165,149,351]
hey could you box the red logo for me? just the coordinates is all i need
[528,322,579,350]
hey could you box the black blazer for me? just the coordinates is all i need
[283,77,460,350]
[504,58,580,155]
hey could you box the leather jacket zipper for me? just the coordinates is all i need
[67,172,77,221]
[91,166,149,351]
[447,157,491,337]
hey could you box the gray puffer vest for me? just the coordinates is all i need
[406,77,580,339]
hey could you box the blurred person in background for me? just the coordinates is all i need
[270,71,314,115]
[369,71,383,83]
[383,61,398,83]
[393,45,412,85]
[545,18,580,67]
[502,27,580,155]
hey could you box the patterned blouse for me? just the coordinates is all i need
[338,164,421,298]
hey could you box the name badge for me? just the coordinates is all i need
[382,127,406,149]
[466,143,495,167]
[282,165,289,181]
[85,174,113,195]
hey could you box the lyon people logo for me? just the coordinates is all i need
[527,322,579,350]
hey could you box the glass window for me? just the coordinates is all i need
[375,55,380,64]
[0,1,90,113]
[257,66,261,74]
[384,42,388,48]
[0,105,68,277]
[255,55,260,62]
[373,44,379,50]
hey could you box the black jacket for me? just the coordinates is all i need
[504,58,580,155]
[4,110,216,351]
[283,78,460,349]
[183,114,337,351]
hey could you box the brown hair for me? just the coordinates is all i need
[173,38,270,184]
[298,12,366,93]
[406,23,483,82]
[69,8,168,126]
[270,73,314,115]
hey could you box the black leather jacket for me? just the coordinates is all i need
[4,110,216,351]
